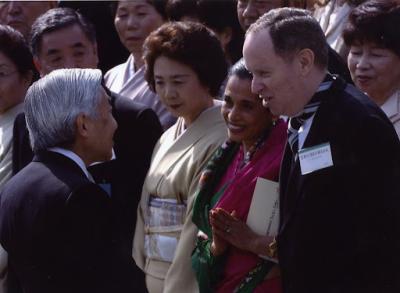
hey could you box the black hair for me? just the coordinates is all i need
[144,21,228,97]
[30,7,96,56]
[343,0,400,57]
[228,58,253,80]
[0,25,35,77]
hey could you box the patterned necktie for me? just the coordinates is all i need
[287,78,334,156]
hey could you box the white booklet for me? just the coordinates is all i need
[246,177,280,263]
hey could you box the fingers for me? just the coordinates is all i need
[197,230,208,240]
[210,208,242,240]
[211,208,238,225]
[210,210,228,233]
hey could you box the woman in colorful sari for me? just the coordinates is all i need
[192,59,287,293]
[133,22,228,293]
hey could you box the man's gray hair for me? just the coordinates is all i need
[25,68,103,152]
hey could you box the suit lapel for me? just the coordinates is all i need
[279,93,333,235]
[279,146,302,235]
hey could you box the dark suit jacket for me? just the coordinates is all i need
[12,93,162,292]
[278,77,400,293]
[0,151,136,293]
[327,46,353,84]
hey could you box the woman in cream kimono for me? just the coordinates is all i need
[133,22,229,293]
[105,0,175,129]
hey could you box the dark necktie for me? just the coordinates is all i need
[287,78,334,156]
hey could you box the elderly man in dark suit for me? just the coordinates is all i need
[243,7,400,293]
[11,8,163,292]
[0,68,136,293]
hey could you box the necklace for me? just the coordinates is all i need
[234,127,271,175]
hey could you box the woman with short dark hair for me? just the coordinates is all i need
[105,0,175,130]
[344,0,400,137]
[133,21,228,293]
[0,25,34,188]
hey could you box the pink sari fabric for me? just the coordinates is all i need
[214,120,287,293]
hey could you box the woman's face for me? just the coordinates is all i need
[153,56,212,126]
[222,75,272,150]
[348,42,400,104]
[0,51,31,113]
[114,0,164,54]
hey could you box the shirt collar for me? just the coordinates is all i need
[381,91,400,119]
[47,147,94,182]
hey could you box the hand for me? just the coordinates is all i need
[209,212,228,256]
[210,208,274,255]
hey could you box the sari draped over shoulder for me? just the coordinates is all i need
[192,119,287,293]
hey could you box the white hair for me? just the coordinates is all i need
[25,68,103,152]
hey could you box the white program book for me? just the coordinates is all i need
[246,177,279,263]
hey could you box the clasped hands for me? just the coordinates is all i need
[208,207,275,257]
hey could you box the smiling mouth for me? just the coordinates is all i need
[356,76,372,84]
[125,36,142,43]
[227,123,245,133]
[169,104,183,110]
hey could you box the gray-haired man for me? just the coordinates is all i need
[0,68,135,293]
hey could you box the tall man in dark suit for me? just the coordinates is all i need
[12,7,162,292]
[243,8,400,293]
[0,68,137,293]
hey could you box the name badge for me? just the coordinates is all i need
[299,142,333,175]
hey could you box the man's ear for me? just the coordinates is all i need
[33,56,43,77]
[296,48,315,76]
[76,113,91,139]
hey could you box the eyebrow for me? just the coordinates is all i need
[45,42,86,56]
[154,74,190,79]
[0,64,13,70]
[118,3,147,12]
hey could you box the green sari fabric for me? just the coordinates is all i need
[192,140,239,236]
[191,140,275,293]
[192,141,239,292]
